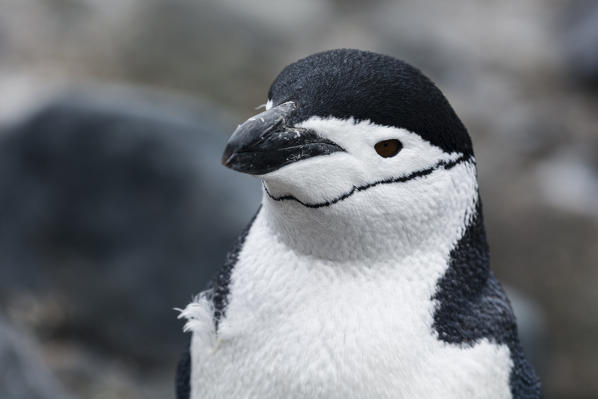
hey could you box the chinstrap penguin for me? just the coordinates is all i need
[177,49,541,399]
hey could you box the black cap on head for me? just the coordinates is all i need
[268,49,473,156]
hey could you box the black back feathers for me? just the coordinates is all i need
[268,49,473,156]
[432,202,541,398]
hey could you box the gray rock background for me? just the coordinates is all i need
[0,1,596,398]
[0,316,65,399]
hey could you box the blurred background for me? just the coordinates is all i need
[0,0,596,398]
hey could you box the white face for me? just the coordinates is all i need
[259,116,478,260]
[262,116,467,206]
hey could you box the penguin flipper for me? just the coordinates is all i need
[484,274,542,399]
[176,208,261,398]
[433,204,541,398]
[207,207,261,329]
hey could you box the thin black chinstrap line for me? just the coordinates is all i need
[264,154,473,209]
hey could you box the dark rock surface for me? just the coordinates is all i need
[0,87,261,364]
[562,0,598,87]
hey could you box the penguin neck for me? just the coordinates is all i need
[259,185,486,265]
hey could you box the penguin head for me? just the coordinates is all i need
[223,49,477,228]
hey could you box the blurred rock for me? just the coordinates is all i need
[534,148,598,219]
[0,316,63,399]
[0,85,261,364]
[506,287,547,377]
[562,0,598,87]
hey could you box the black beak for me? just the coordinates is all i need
[221,101,345,175]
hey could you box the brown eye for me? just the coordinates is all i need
[374,139,402,158]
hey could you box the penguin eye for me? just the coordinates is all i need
[374,139,402,158]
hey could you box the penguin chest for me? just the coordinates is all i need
[188,262,512,398]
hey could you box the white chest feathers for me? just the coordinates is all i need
[182,207,513,399]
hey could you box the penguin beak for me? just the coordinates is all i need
[221,101,345,175]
